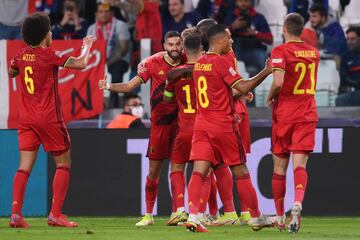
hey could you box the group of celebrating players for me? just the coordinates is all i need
[8,10,319,235]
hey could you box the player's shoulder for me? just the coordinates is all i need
[147,51,167,62]
[272,44,286,53]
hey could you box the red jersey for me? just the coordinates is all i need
[10,46,70,124]
[137,52,183,124]
[165,63,196,132]
[193,53,242,132]
[271,41,319,123]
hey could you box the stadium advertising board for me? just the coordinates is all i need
[47,128,359,216]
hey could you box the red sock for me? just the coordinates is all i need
[170,171,185,212]
[199,176,211,213]
[272,173,286,216]
[208,172,218,216]
[188,171,205,215]
[214,166,235,212]
[51,167,70,217]
[12,170,30,215]
[145,176,159,214]
[294,167,308,204]
[235,173,260,218]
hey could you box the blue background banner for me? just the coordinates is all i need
[0,130,47,216]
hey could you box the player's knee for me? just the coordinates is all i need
[230,163,248,177]
[171,163,185,172]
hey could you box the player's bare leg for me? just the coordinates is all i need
[168,162,188,226]
[136,159,163,226]
[231,164,273,231]
[47,149,77,227]
[272,154,290,231]
[288,153,309,233]
[9,150,38,228]
[186,160,211,233]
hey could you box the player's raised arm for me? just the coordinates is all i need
[99,75,142,93]
[64,35,95,70]
[232,58,272,95]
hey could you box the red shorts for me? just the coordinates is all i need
[147,120,177,160]
[271,121,316,157]
[171,130,193,164]
[190,129,246,166]
[18,122,70,154]
[237,112,251,153]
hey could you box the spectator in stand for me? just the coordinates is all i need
[35,0,63,24]
[87,2,130,108]
[52,0,88,40]
[284,0,329,23]
[0,0,30,40]
[161,0,202,36]
[107,93,145,128]
[225,0,273,76]
[215,0,235,24]
[336,26,360,106]
[309,4,347,57]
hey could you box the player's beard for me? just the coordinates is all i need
[166,50,181,61]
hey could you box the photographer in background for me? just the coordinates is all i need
[52,0,88,40]
[225,0,273,77]
[106,93,145,128]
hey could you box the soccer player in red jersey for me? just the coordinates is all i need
[99,31,184,226]
[186,24,273,233]
[267,13,319,233]
[163,31,202,226]
[195,19,251,226]
[8,13,94,228]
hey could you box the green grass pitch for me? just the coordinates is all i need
[0,217,359,240]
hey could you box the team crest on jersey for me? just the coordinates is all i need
[55,51,63,57]
[229,66,237,76]
[272,58,283,63]
[158,70,165,75]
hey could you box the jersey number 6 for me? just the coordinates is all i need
[24,66,34,94]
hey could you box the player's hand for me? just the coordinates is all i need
[99,75,109,90]
[243,92,254,103]
[265,58,272,74]
[82,35,95,48]
[267,98,274,108]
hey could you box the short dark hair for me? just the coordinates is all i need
[309,4,328,17]
[123,93,140,107]
[164,31,181,42]
[207,24,227,43]
[22,13,51,46]
[184,34,202,53]
[196,18,217,33]
[181,27,201,40]
[346,26,360,36]
[284,13,304,36]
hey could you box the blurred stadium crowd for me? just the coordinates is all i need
[0,0,359,111]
